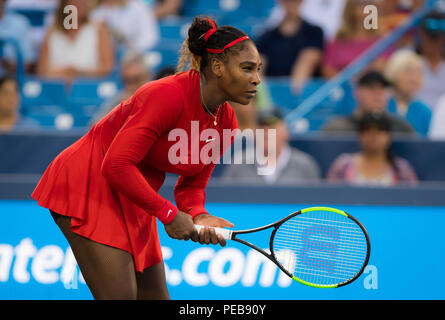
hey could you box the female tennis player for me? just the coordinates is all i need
[31,16,261,299]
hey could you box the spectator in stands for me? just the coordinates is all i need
[0,0,36,74]
[322,0,393,79]
[255,0,324,93]
[375,0,424,49]
[384,49,432,137]
[327,112,418,186]
[89,51,152,125]
[379,0,423,34]
[429,94,445,140]
[36,0,114,83]
[221,108,321,184]
[153,0,182,20]
[322,70,415,135]
[416,11,445,110]
[91,0,160,53]
[0,75,39,131]
[5,0,59,56]
[264,0,346,41]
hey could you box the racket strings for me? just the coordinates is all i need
[272,210,368,286]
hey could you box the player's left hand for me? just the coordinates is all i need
[193,214,234,246]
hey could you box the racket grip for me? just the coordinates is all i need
[194,225,233,240]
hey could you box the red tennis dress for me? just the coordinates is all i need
[31,70,238,272]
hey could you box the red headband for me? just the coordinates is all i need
[202,18,249,54]
[207,35,250,53]
[203,19,217,41]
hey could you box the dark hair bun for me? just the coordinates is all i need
[187,16,218,56]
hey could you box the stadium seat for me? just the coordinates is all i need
[266,77,300,111]
[66,77,120,118]
[181,0,273,38]
[333,81,356,115]
[182,0,275,21]
[218,16,264,39]
[68,77,120,104]
[144,45,180,73]
[266,78,357,132]
[10,8,48,27]
[25,114,55,127]
[26,112,90,130]
[20,77,67,116]
[159,17,190,43]
[181,0,225,19]
[297,79,357,131]
[221,0,276,21]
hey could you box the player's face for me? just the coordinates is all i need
[218,42,262,105]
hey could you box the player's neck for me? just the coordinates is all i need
[200,74,226,114]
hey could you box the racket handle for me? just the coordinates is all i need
[194,225,233,240]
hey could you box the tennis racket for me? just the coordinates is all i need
[195,206,370,288]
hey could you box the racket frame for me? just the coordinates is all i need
[223,207,371,289]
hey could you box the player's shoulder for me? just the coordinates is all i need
[134,72,190,101]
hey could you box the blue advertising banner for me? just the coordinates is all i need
[0,200,444,300]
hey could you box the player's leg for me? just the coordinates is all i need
[135,261,170,300]
[50,210,138,300]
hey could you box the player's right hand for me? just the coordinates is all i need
[164,210,199,242]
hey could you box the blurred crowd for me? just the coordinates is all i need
[1,0,445,187]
